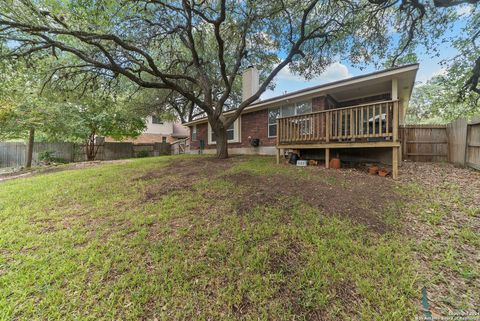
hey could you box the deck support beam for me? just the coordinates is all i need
[392,146,398,179]
[325,148,330,168]
[276,147,280,164]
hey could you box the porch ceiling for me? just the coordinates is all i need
[329,68,417,104]
[329,81,391,102]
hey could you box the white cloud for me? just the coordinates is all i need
[276,62,352,84]
[456,4,473,16]
[417,67,447,83]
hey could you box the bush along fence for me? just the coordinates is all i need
[0,142,171,168]
[400,117,480,170]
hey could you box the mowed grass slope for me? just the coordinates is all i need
[0,155,417,320]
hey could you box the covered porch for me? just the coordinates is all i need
[275,99,400,178]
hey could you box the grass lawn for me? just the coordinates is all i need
[0,155,478,320]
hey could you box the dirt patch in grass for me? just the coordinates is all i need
[137,156,236,201]
[138,156,398,233]
[224,171,396,234]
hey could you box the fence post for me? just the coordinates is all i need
[446,119,468,166]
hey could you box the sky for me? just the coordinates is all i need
[261,5,472,100]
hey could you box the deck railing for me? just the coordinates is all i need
[277,100,399,145]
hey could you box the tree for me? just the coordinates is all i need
[0,0,476,157]
[407,74,480,123]
[56,94,147,161]
[0,61,148,162]
[0,60,66,167]
[0,0,390,158]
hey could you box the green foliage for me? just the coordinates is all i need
[0,61,63,140]
[0,60,148,144]
[407,74,480,124]
[38,151,67,164]
[136,150,150,158]
[38,151,55,163]
[407,5,480,124]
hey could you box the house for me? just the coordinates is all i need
[107,117,189,144]
[184,64,419,178]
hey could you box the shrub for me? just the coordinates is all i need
[136,150,150,158]
[38,151,67,164]
[38,151,55,164]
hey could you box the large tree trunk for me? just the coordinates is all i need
[213,126,229,159]
[26,128,35,168]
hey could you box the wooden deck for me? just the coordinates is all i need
[276,100,400,178]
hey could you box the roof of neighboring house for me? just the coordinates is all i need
[184,63,419,126]
[172,122,189,138]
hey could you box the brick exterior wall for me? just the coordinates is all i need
[312,95,339,112]
[312,96,326,112]
[188,93,390,152]
[190,109,277,150]
[190,123,208,149]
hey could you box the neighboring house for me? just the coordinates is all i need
[184,64,419,178]
[107,117,189,144]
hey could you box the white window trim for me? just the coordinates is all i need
[208,117,241,145]
[268,107,280,138]
[268,100,312,138]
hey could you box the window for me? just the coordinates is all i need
[191,125,197,141]
[162,137,167,143]
[282,105,295,117]
[211,124,234,142]
[268,108,280,137]
[151,115,163,124]
[268,100,312,137]
[208,118,240,144]
[295,101,311,115]
[192,125,197,140]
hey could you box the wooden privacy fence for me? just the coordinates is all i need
[0,142,171,168]
[400,118,479,170]
[446,118,480,170]
[465,120,480,170]
[400,125,448,162]
[0,142,76,168]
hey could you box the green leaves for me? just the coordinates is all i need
[0,59,148,142]
[408,73,480,124]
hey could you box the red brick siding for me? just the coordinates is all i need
[312,96,326,112]
[238,109,277,147]
[189,109,277,150]
[189,123,208,149]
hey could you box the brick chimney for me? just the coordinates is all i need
[242,66,259,102]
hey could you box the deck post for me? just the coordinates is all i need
[325,148,330,168]
[393,101,399,142]
[276,147,280,164]
[392,146,398,179]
